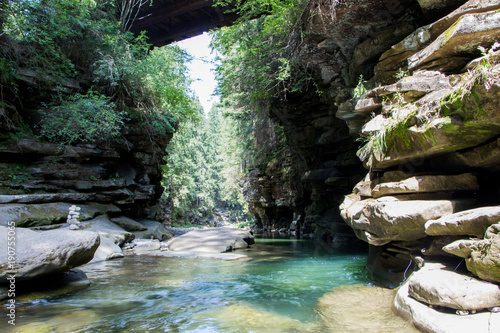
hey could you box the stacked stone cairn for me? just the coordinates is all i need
[67,205,82,230]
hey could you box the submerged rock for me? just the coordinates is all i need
[143,250,251,261]
[166,227,254,253]
[201,302,319,333]
[0,226,100,281]
[317,284,419,332]
[15,269,92,303]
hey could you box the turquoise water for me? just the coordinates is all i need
[10,236,370,332]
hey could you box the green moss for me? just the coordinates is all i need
[442,17,462,46]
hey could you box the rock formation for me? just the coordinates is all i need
[239,0,500,330]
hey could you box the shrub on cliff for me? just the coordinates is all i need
[38,91,124,145]
[1,0,197,146]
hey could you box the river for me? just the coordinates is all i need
[7,235,416,332]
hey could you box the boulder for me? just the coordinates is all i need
[394,279,500,333]
[166,227,255,253]
[340,196,466,246]
[443,238,480,258]
[425,206,500,238]
[87,236,124,264]
[110,216,147,231]
[444,230,500,284]
[133,220,174,241]
[372,173,478,198]
[408,263,500,311]
[82,215,133,246]
[465,235,500,283]
[0,226,100,282]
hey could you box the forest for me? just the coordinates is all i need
[0,0,307,226]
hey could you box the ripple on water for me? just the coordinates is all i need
[5,237,412,332]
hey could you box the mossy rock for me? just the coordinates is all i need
[366,83,500,170]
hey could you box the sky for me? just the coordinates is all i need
[176,33,220,113]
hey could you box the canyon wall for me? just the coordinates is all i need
[0,68,171,226]
[243,0,500,329]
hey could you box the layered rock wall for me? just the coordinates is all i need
[0,70,171,223]
[243,0,500,328]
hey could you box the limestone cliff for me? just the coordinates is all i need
[244,0,500,328]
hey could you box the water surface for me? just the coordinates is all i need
[9,236,372,332]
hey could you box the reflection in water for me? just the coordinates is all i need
[8,236,379,332]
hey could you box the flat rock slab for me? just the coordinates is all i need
[0,226,100,282]
[0,193,95,204]
[394,280,500,333]
[82,215,133,246]
[140,250,251,261]
[110,216,147,232]
[426,206,500,237]
[408,263,500,311]
[408,11,500,72]
[372,173,478,198]
[340,196,465,246]
[133,220,174,241]
[166,227,255,253]
[0,202,120,227]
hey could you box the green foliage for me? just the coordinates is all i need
[163,107,250,225]
[440,42,500,114]
[353,75,368,98]
[212,0,305,107]
[394,68,410,80]
[0,58,17,86]
[2,0,198,146]
[4,0,90,77]
[39,90,124,145]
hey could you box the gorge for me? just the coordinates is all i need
[1,0,500,332]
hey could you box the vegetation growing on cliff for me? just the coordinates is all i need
[211,0,304,173]
[0,0,196,145]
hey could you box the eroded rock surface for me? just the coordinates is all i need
[408,263,500,311]
[166,227,254,253]
[426,206,500,238]
[0,226,100,281]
